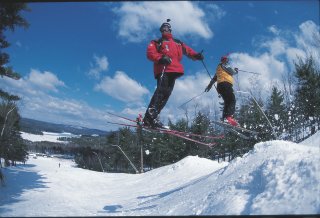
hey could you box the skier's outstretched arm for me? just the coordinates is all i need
[222,64,238,75]
[181,43,204,61]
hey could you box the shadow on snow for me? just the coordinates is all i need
[0,164,48,214]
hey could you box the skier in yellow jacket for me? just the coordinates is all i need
[205,55,239,126]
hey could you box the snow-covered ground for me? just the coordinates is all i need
[20,131,80,143]
[1,132,319,216]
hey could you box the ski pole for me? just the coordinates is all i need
[200,50,220,98]
[200,50,212,79]
[238,69,261,75]
[178,91,206,109]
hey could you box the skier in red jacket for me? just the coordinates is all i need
[143,19,204,128]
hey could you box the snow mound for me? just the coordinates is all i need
[300,131,320,147]
[127,140,320,215]
[146,155,226,175]
[202,141,320,215]
[139,156,228,192]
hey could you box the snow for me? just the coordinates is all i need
[1,132,319,216]
[20,131,80,143]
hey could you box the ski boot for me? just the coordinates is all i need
[152,117,165,129]
[143,114,167,129]
[225,116,239,127]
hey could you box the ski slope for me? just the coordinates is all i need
[1,132,319,216]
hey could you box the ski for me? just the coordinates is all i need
[211,120,258,134]
[210,120,258,139]
[222,126,250,140]
[159,128,224,140]
[107,120,217,147]
[107,112,224,140]
[151,127,217,147]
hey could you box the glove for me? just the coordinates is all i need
[205,76,217,92]
[234,68,239,73]
[158,55,172,65]
[194,53,204,60]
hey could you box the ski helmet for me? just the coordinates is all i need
[160,19,171,32]
[221,56,228,62]
[221,53,231,62]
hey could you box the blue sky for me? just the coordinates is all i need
[1,1,319,131]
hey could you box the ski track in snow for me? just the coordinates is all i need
[0,132,319,216]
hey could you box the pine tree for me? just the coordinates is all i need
[168,118,189,158]
[190,111,210,136]
[189,111,211,157]
[0,101,27,167]
[238,97,271,141]
[266,86,287,139]
[293,56,320,137]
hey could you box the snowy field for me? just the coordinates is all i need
[0,132,319,216]
[20,131,80,143]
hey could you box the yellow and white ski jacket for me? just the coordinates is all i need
[214,63,238,85]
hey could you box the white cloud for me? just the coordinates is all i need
[112,2,213,43]
[94,71,149,104]
[230,52,286,98]
[266,21,320,70]
[20,93,113,131]
[1,69,65,95]
[88,55,109,79]
[294,20,320,64]
[27,69,66,92]
[121,107,147,118]
[268,25,280,35]
[298,20,319,46]
[204,3,226,20]
[0,71,114,131]
[285,48,306,64]
[261,38,287,56]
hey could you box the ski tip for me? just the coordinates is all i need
[208,143,216,147]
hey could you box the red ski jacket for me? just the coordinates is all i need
[147,33,198,78]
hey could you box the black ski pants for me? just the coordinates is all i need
[217,82,236,119]
[144,72,181,121]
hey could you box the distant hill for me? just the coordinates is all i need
[20,117,109,136]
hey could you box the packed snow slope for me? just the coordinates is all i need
[1,132,319,216]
